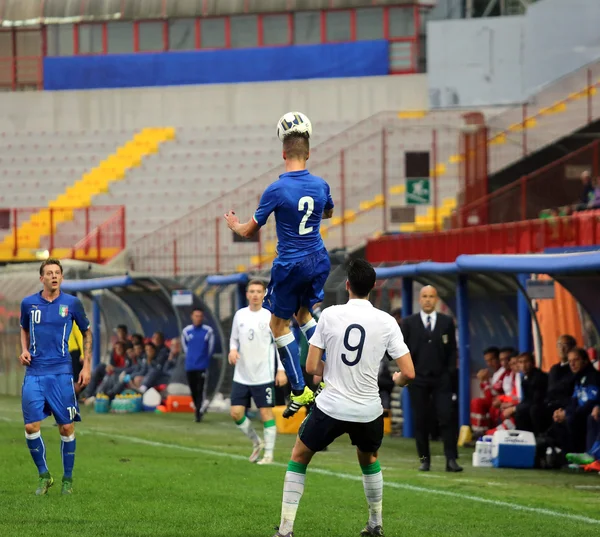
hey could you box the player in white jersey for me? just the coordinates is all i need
[272,259,415,537]
[229,280,288,465]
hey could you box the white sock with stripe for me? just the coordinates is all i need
[361,461,383,528]
[263,419,277,458]
[236,416,260,445]
[280,461,307,535]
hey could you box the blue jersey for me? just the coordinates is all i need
[20,291,90,376]
[253,170,334,261]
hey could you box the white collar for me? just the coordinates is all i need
[348,299,373,308]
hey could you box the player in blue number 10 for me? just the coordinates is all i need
[19,258,92,495]
[225,112,334,418]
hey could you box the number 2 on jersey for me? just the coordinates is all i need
[341,324,366,366]
[298,196,314,235]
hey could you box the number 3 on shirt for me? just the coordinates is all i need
[298,196,314,235]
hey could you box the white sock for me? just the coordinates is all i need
[236,416,260,445]
[280,461,307,534]
[362,463,383,528]
[264,420,277,458]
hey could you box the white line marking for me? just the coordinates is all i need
[82,429,600,526]
[2,413,599,525]
[575,485,600,490]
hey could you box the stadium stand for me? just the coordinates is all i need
[0,127,175,261]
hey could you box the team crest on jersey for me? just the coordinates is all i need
[59,305,69,317]
[259,322,268,330]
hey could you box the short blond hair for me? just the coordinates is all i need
[283,133,309,160]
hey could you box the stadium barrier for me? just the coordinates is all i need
[0,206,126,263]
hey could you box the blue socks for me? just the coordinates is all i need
[275,332,305,393]
[26,431,49,475]
[61,434,76,479]
[301,318,326,362]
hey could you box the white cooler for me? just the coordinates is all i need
[491,430,536,469]
[472,435,494,467]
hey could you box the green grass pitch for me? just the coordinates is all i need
[1,395,599,537]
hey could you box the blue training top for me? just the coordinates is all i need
[253,170,334,261]
[20,291,90,376]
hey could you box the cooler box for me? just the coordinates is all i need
[273,405,307,434]
[472,435,493,467]
[492,430,536,469]
[165,395,195,413]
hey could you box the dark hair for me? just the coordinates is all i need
[519,351,535,363]
[347,259,376,298]
[499,346,517,357]
[192,307,204,314]
[131,334,144,345]
[153,331,165,344]
[569,347,589,362]
[145,342,156,350]
[117,324,128,333]
[247,279,266,290]
[39,258,63,276]
[283,132,309,160]
[559,334,577,349]
[483,346,500,358]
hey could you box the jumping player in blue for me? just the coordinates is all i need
[225,115,334,418]
[19,258,92,495]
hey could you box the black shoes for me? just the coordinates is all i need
[417,457,463,472]
[445,459,463,472]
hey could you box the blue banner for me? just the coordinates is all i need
[44,41,389,91]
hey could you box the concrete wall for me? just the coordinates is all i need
[428,16,525,108]
[428,0,600,108]
[0,74,427,132]
[524,0,600,94]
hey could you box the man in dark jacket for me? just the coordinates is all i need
[540,335,576,430]
[548,348,600,453]
[513,352,548,435]
[402,285,461,472]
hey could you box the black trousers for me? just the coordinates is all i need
[187,370,206,414]
[515,402,547,436]
[409,377,457,460]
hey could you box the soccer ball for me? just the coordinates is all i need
[276,111,312,142]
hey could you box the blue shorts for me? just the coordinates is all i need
[264,249,330,320]
[230,381,275,408]
[22,374,81,425]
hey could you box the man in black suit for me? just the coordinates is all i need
[402,285,461,472]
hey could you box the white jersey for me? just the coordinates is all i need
[310,299,410,423]
[230,307,280,386]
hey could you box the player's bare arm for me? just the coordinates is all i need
[224,210,260,239]
[228,348,240,365]
[392,352,415,387]
[79,329,92,387]
[275,370,288,387]
[19,327,31,366]
[305,344,325,376]
[323,208,334,220]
